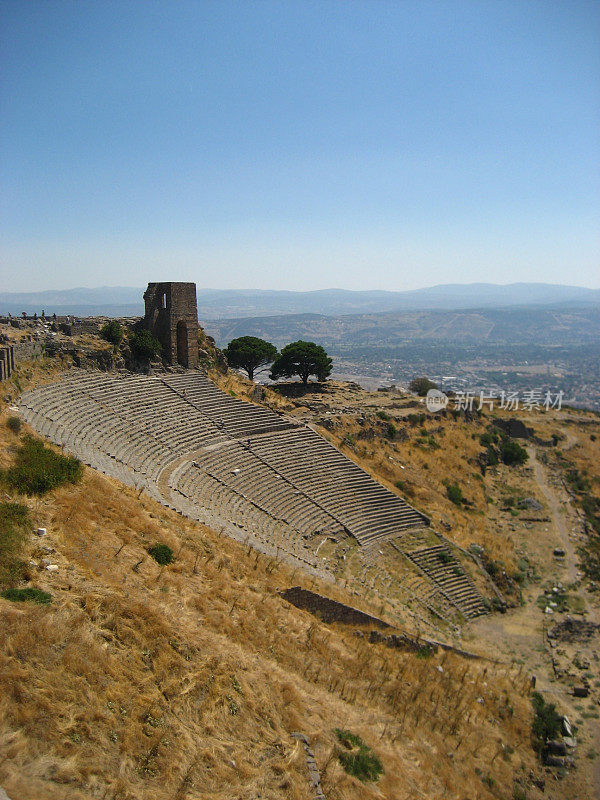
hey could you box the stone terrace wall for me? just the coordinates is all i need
[0,342,42,381]
[279,587,391,628]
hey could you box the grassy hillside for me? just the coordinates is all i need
[2,335,599,799]
[0,395,544,800]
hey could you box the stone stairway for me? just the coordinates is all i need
[402,544,488,618]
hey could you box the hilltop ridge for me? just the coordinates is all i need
[2,282,598,318]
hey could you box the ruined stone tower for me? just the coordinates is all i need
[143,282,199,368]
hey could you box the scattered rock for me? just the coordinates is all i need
[547,618,600,643]
[250,385,266,402]
[517,497,543,511]
[573,686,589,698]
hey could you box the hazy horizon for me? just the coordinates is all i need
[2,1,599,292]
[2,280,599,296]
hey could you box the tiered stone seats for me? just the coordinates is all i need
[404,545,488,618]
[161,373,296,438]
[247,428,428,544]
[19,369,429,549]
[169,461,322,567]
[188,442,345,539]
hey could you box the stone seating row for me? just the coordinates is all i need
[161,374,295,438]
[193,443,344,538]
[169,461,321,566]
[246,429,428,544]
[405,545,487,618]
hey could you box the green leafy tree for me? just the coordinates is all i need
[223,336,277,381]
[129,329,162,361]
[100,320,124,351]
[270,340,332,386]
[408,377,439,396]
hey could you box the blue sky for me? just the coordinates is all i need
[1,0,599,292]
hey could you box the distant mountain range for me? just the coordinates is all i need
[1,283,598,319]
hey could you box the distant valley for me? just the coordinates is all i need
[205,305,600,411]
[205,304,600,349]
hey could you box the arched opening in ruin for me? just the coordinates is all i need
[176,320,188,367]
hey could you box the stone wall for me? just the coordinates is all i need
[60,321,99,336]
[0,342,42,382]
[0,346,15,381]
[280,586,489,660]
[143,282,199,368]
[13,341,43,361]
[494,418,534,439]
[279,587,391,628]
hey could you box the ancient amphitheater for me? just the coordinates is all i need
[19,368,488,622]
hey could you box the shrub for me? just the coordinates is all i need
[531,692,562,754]
[0,436,83,495]
[147,543,174,565]
[415,643,435,659]
[334,729,383,783]
[416,434,439,450]
[486,445,499,465]
[408,377,438,396]
[129,329,162,361]
[438,550,452,564]
[1,587,52,604]
[376,411,390,421]
[0,501,30,588]
[386,422,397,440]
[446,483,463,506]
[565,468,590,494]
[499,438,528,466]
[6,416,21,434]
[100,320,124,350]
[480,431,499,446]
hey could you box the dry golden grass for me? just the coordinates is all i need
[209,368,293,412]
[0,406,543,800]
[0,355,74,407]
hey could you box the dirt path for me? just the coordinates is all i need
[528,445,578,584]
